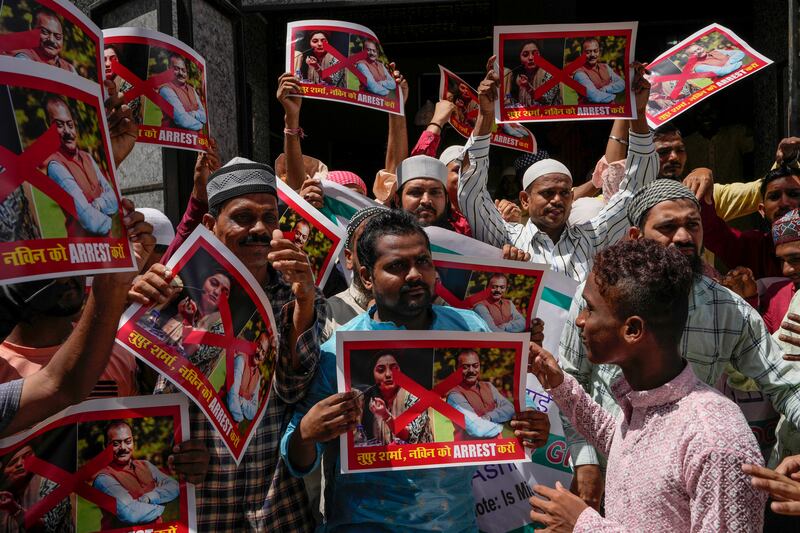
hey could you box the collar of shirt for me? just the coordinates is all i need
[611,362,696,417]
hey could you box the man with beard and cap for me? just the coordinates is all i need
[129,157,328,531]
[393,154,453,230]
[43,96,119,237]
[280,209,550,530]
[158,54,206,131]
[557,178,800,511]
[12,7,75,73]
[459,59,657,282]
[93,421,179,530]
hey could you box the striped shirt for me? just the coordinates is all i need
[0,378,22,434]
[558,275,800,467]
[457,131,658,282]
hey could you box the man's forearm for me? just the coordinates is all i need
[385,114,408,175]
[288,428,318,473]
[284,111,306,191]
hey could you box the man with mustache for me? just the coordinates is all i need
[12,7,75,73]
[158,54,206,132]
[291,219,311,250]
[129,158,327,530]
[558,178,800,511]
[447,349,514,441]
[281,209,549,530]
[472,273,525,332]
[42,96,119,237]
[459,58,657,282]
[355,38,396,97]
[392,154,453,230]
[93,421,179,530]
[571,37,624,105]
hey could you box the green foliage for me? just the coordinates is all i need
[0,0,98,80]
[280,208,334,282]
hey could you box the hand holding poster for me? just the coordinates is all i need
[0,394,195,533]
[438,66,537,154]
[336,331,530,473]
[0,57,135,284]
[286,20,404,115]
[0,0,102,84]
[645,24,772,128]
[277,180,345,287]
[103,27,210,151]
[494,22,638,123]
[116,226,277,464]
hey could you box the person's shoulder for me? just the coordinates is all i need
[698,276,756,314]
[433,305,491,332]
[680,381,758,449]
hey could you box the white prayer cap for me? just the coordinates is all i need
[397,155,448,188]
[522,159,572,190]
[138,208,175,247]
[224,156,256,167]
[439,145,464,166]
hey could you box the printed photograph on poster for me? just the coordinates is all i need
[645,23,772,128]
[285,20,404,115]
[103,27,210,151]
[0,394,195,533]
[336,331,529,473]
[115,226,277,464]
[493,22,637,123]
[0,57,135,284]
[0,0,102,84]
[277,180,345,287]
[438,65,536,154]
[432,253,548,334]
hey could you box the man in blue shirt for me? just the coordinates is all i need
[280,209,550,532]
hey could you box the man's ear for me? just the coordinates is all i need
[627,226,642,240]
[623,316,645,344]
[359,265,373,291]
[202,213,216,231]
[519,189,530,211]
[344,248,354,271]
[757,202,766,220]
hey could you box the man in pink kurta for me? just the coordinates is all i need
[528,239,766,531]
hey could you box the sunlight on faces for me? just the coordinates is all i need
[520,173,573,232]
[399,179,448,227]
[203,193,279,273]
[655,134,686,179]
[360,232,436,317]
[760,176,800,223]
[630,198,703,262]
[575,273,627,365]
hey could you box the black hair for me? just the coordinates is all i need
[653,123,682,141]
[356,210,430,274]
[592,239,693,348]
[761,164,800,197]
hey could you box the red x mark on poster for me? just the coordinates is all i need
[648,56,717,100]
[435,280,491,310]
[182,291,257,391]
[531,53,589,100]
[318,43,369,87]
[0,124,79,220]
[110,61,175,120]
[0,29,40,54]
[390,369,466,432]
[23,446,117,529]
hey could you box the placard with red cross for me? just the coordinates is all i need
[0,394,195,533]
[337,331,530,473]
[645,23,773,128]
[104,27,211,152]
[438,65,537,154]
[115,225,278,464]
[285,20,404,116]
[494,22,638,123]
[0,57,136,284]
[0,0,103,85]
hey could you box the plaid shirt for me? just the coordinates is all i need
[155,269,325,531]
[558,275,800,467]
[457,131,658,282]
